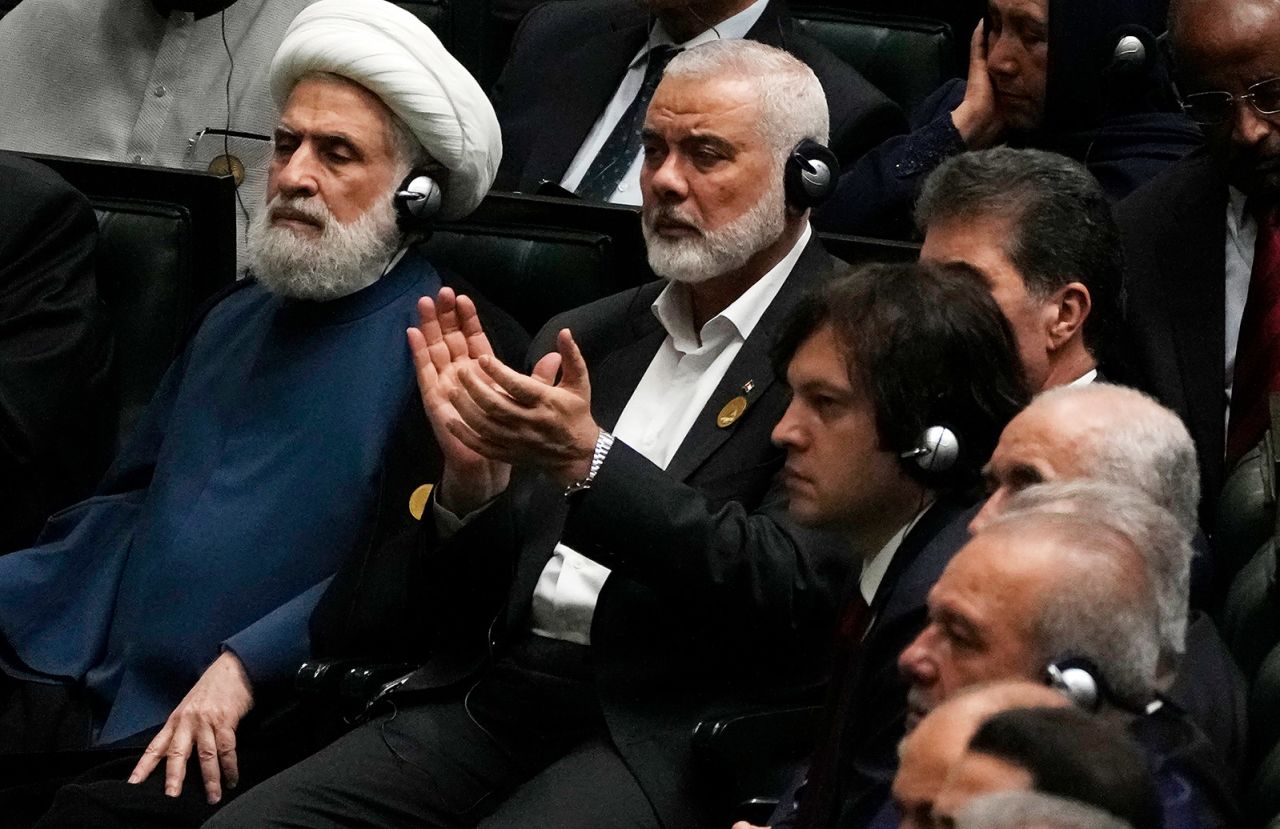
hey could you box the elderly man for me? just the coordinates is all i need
[973,383,1247,771]
[1116,0,1280,528]
[888,681,1070,829]
[208,40,854,828]
[815,0,1199,238]
[900,483,1238,827]
[491,0,904,201]
[915,148,1120,393]
[0,0,520,819]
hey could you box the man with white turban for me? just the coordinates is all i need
[0,1,522,824]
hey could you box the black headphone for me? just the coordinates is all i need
[393,170,443,231]
[784,139,839,210]
[1045,657,1104,712]
[897,424,962,482]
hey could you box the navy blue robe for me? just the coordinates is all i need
[0,250,440,745]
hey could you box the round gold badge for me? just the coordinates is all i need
[408,483,434,521]
[716,396,748,429]
[208,154,245,186]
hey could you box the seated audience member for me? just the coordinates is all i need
[1114,0,1280,530]
[956,791,1138,829]
[207,39,853,829]
[0,0,319,265]
[0,153,111,553]
[816,0,1200,238]
[975,384,1247,772]
[886,681,1071,829]
[764,264,1029,829]
[915,148,1119,393]
[0,0,521,817]
[901,483,1238,827]
[932,707,1162,829]
[491,0,906,202]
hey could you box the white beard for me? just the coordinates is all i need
[247,193,401,301]
[641,177,788,284]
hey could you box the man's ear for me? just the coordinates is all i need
[1046,282,1091,351]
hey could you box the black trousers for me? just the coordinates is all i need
[206,635,662,829]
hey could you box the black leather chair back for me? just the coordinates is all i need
[793,8,958,114]
[424,192,652,336]
[23,154,237,452]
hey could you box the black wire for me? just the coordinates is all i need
[221,8,250,245]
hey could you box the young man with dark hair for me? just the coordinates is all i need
[757,260,1029,829]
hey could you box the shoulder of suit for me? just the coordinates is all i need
[532,280,665,353]
[1115,151,1225,232]
[517,0,647,44]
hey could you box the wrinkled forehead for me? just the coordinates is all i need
[646,74,766,143]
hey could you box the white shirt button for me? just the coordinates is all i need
[154,85,167,97]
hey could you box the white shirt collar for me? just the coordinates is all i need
[860,498,936,605]
[1068,368,1098,387]
[1227,186,1250,239]
[651,224,812,354]
[637,0,770,64]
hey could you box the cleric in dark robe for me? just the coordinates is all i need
[0,0,522,770]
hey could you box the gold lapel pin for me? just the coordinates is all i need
[716,380,755,429]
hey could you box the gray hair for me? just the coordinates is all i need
[957,791,1135,829]
[663,40,830,164]
[915,148,1123,355]
[984,487,1166,706]
[1027,384,1197,663]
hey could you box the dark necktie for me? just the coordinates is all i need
[1227,202,1280,460]
[575,45,680,201]
[793,591,874,829]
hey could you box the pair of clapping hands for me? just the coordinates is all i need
[409,288,603,514]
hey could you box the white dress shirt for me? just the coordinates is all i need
[1225,187,1255,418]
[529,225,813,644]
[558,0,769,204]
[858,499,935,607]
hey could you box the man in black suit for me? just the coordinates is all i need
[0,153,111,554]
[491,0,906,201]
[914,147,1120,393]
[209,40,853,828]
[1114,0,1280,532]
[756,260,1029,829]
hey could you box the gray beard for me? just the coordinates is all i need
[247,194,401,301]
[642,179,788,284]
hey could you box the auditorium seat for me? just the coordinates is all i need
[792,8,959,113]
[423,192,653,336]
[22,154,237,453]
[392,0,489,82]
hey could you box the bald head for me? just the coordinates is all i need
[894,682,1070,829]
[975,383,1198,535]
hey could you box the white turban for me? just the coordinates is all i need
[269,0,501,220]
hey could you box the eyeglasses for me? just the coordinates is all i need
[1180,77,1280,126]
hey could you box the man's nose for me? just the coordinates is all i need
[898,626,938,681]
[274,147,320,198]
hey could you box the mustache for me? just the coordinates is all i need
[644,203,703,234]
[267,195,331,228]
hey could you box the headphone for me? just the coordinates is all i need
[784,139,839,210]
[898,424,961,480]
[1045,657,1104,712]
[1105,26,1156,80]
[393,170,443,231]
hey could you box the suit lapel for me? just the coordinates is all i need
[664,238,834,482]
[745,0,788,46]
[1159,155,1229,472]
[522,15,649,188]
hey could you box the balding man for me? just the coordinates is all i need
[974,383,1247,772]
[0,0,524,822]
[1117,0,1280,524]
[900,483,1238,827]
[890,682,1070,829]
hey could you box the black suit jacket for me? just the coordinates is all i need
[773,500,977,829]
[1113,151,1230,530]
[490,0,906,193]
[313,237,854,827]
[0,152,112,553]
